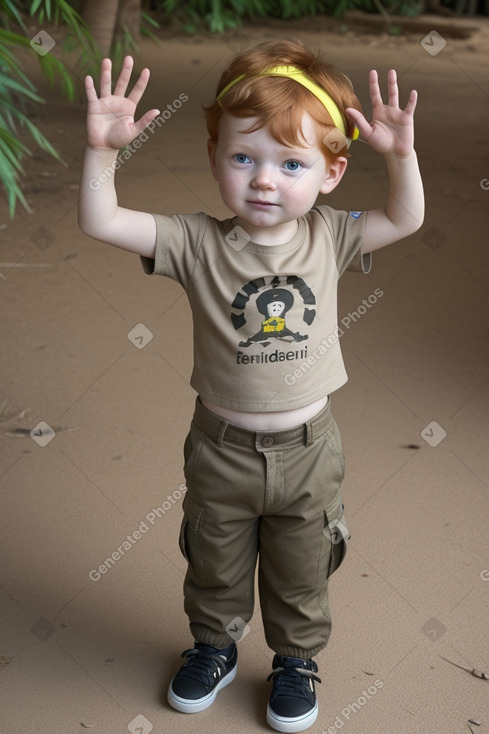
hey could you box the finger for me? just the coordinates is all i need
[345,108,373,141]
[133,108,161,134]
[113,55,134,97]
[369,69,383,108]
[387,69,399,108]
[84,74,98,103]
[404,88,418,116]
[127,68,151,107]
[99,57,112,98]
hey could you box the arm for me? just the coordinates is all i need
[78,56,160,258]
[347,70,424,254]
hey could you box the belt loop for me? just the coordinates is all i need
[217,420,229,447]
[305,420,313,446]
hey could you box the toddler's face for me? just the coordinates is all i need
[208,112,346,240]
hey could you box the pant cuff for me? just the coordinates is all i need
[190,623,236,650]
[268,643,327,659]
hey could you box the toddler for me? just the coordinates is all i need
[79,39,423,733]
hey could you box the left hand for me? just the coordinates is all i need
[346,69,417,158]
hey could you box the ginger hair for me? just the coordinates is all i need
[203,39,362,159]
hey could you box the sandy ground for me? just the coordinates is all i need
[1,13,488,734]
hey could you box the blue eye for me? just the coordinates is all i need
[284,160,302,171]
[234,154,251,164]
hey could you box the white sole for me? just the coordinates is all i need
[266,701,318,733]
[167,663,237,714]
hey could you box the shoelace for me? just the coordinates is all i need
[179,646,229,686]
[267,665,321,699]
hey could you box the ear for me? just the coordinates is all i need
[207,138,218,181]
[319,156,348,195]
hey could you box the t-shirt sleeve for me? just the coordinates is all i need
[140,212,208,287]
[315,206,371,276]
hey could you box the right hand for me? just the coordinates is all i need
[85,55,160,151]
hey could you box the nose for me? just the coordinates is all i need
[251,165,276,191]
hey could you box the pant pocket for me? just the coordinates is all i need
[182,423,205,481]
[322,492,349,579]
[324,420,346,484]
[178,493,205,571]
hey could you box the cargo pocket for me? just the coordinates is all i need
[182,423,205,482]
[322,492,349,579]
[178,493,206,576]
[324,420,345,486]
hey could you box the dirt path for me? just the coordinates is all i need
[1,15,488,734]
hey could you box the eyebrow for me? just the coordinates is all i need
[222,139,319,159]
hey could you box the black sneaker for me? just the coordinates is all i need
[167,641,238,713]
[266,655,321,732]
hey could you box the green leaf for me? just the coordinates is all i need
[0,131,30,170]
[1,0,28,30]
[141,11,160,28]
[29,0,44,16]
[0,75,45,103]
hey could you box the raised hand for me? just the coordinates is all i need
[346,70,417,158]
[85,55,160,151]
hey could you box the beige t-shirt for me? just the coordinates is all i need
[141,206,370,412]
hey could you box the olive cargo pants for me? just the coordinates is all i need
[178,397,348,660]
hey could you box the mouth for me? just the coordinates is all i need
[247,200,278,208]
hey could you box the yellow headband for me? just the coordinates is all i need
[216,64,359,144]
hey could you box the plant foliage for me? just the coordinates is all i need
[159,0,423,32]
[0,0,99,216]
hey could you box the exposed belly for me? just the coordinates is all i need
[200,395,329,431]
